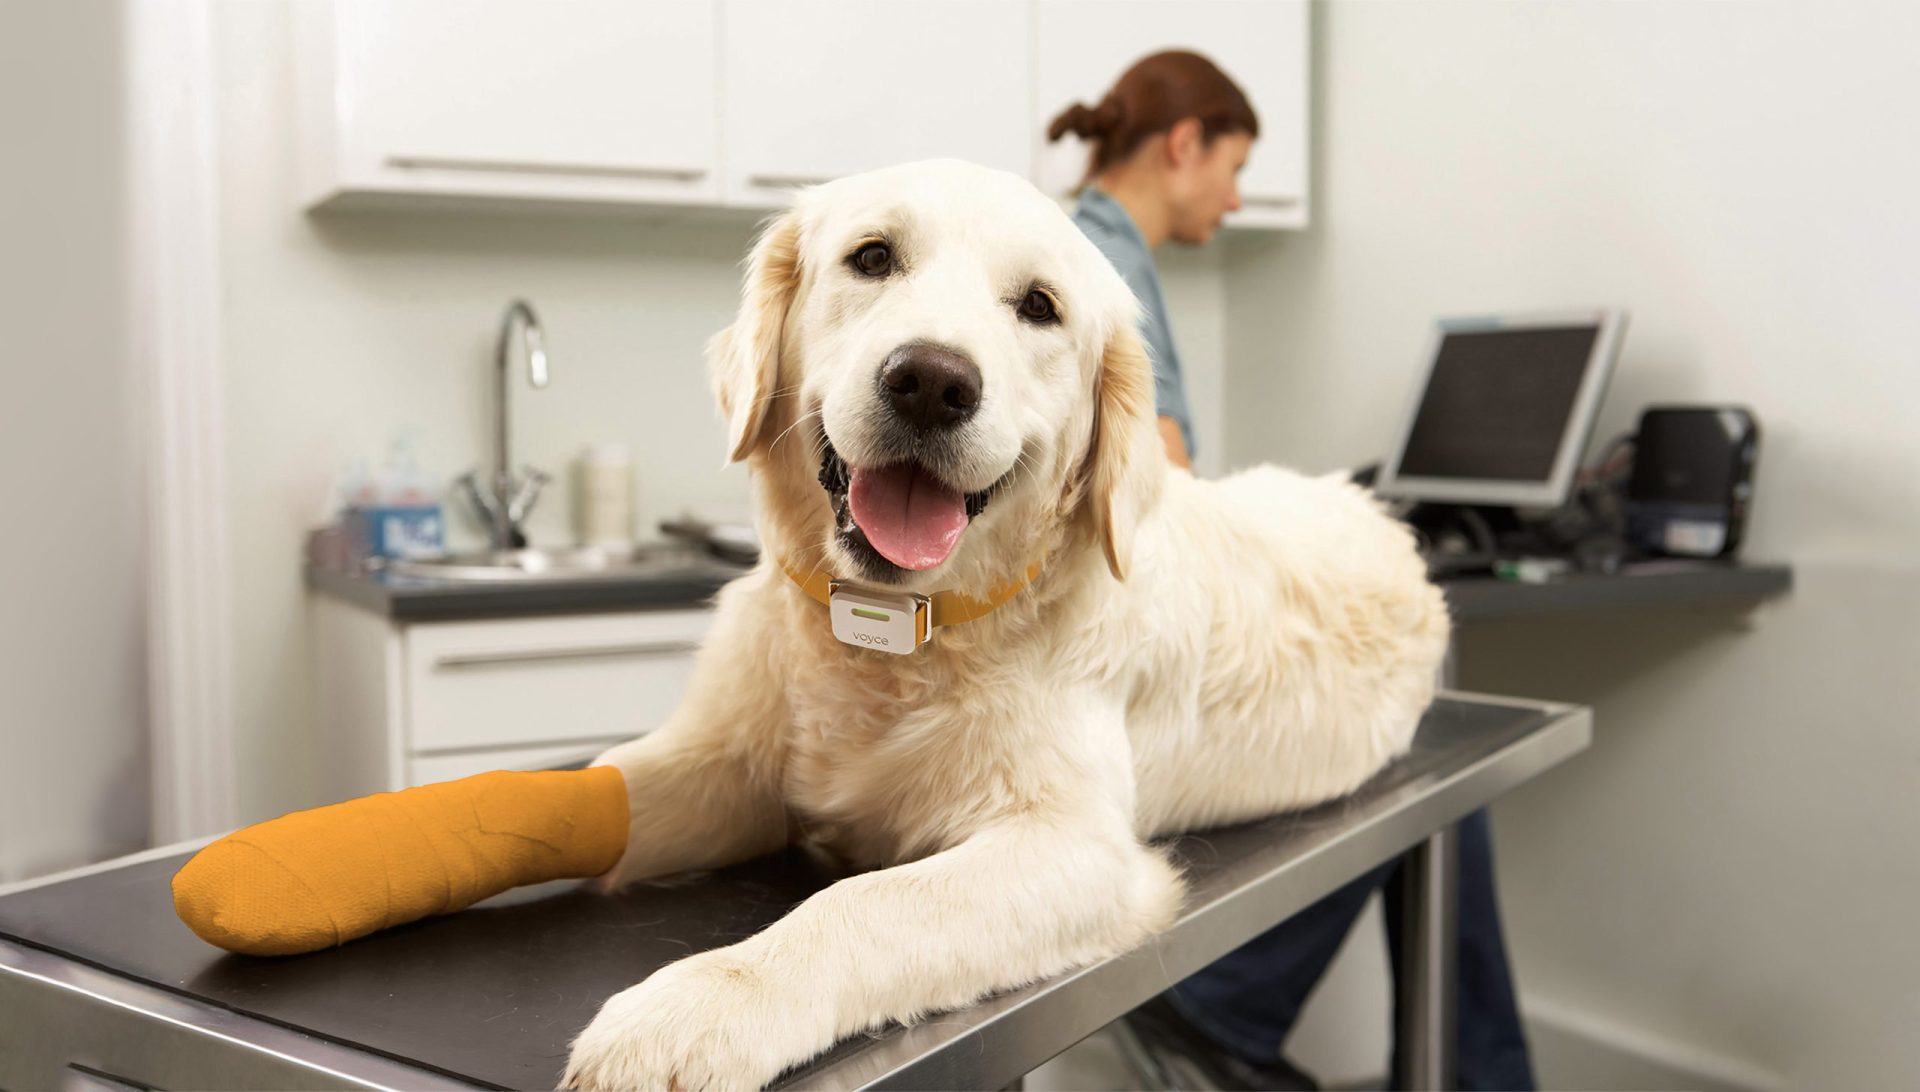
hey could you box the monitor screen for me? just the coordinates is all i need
[1374,309,1627,509]
[1396,326,1598,482]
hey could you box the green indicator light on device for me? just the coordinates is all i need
[851,608,890,622]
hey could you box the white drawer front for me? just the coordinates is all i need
[405,610,710,753]
[407,738,627,787]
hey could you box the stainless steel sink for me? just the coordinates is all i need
[384,542,715,583]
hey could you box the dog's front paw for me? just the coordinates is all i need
[563,949,821,1092]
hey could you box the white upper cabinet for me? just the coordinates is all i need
[718,0,1035,208]
[295,0,720,209]
[1031,0,1309,228]
[294,0,1308,228]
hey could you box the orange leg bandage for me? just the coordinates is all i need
[172,765,629,956]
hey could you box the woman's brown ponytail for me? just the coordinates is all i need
[1046,98,1128,143]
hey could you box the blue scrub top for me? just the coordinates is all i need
[1070,186,1195,457]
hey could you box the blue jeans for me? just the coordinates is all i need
[1163,810,1535,1091]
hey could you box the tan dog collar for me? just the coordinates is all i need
[777,558,1040,654]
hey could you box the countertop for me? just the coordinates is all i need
[308,550,1791,628]
[304,555,749,622]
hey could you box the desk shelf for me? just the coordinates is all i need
[1443,559,1792,624]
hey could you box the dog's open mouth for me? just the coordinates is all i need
[819,444,1001,574]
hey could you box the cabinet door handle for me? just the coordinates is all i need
[1240,194,1302,209]
[746,172,839,189]
[386,155,709,182]
[435,640,701,670]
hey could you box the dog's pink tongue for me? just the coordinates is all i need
[848,464,969,571]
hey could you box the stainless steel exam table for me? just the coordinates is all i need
[0,693,1589,1091]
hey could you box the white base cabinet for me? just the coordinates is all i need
[310,595,710,799]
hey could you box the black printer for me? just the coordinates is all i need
[1624,406,1760,559]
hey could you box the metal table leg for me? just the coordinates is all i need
[1394,824,1459,1091]
[1394,646,1464,1091]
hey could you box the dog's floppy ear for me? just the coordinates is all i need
[709,211,802,464]
[1085,323,1164,581]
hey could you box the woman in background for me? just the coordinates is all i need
[1048,49,1257,470]
[1049,52,1536,1092]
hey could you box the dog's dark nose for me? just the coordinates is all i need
[880,343,982,430]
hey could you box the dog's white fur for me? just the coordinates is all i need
[563,160,1449,1091]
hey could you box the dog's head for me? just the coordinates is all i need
[711,159,1163,595]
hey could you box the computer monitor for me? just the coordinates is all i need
[1373,308,1628,509]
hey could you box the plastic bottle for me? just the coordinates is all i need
[575,443,635,550]
[365,430,445,559]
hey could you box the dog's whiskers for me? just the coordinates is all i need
[747,383,804,412]
[767,407,822,457]
[1010,449,1039,488]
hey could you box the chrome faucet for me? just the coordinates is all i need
[458,300,551,550]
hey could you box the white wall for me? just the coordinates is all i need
[1224,1,1920,1088]
[210,1,1227,821]
[0,0,151,882]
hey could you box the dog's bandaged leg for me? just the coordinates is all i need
[587,724,792,889]
[586,575,796,891]
[172,766,629,956]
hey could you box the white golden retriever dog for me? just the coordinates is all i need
[564,159,1449,1090]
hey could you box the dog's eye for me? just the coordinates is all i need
[1017,288,1059,325]
[849,241,893,278]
